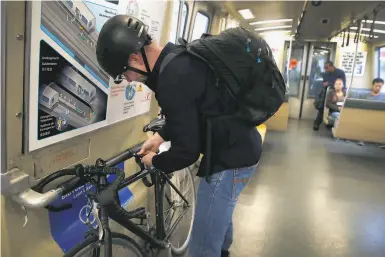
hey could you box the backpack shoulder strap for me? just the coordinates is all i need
[160,52,179,74]
[159,40,212,74]
[159,39,188,74]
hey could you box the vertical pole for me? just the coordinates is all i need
[175,0,184,43]
[348,23,361,89]
[286,36,293,92]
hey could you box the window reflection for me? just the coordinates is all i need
[308,48,330,98]
[284,45,304,97]
[378,47,385,85]
[191,12,209,41]
[169,1,188,43]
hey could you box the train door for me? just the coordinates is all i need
[283,41,336,119]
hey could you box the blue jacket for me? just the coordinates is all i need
[323,68,346,88]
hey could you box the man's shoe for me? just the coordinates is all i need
[313,124,319,131]
[221,250,230,257]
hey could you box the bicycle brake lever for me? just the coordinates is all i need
[134,154,145,171]
[142,176,153,187]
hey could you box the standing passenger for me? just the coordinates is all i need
[96,15,261,257]
[313,61,346,130]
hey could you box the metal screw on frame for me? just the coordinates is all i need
[16,34,24,40]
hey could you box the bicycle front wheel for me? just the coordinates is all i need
[64,232,145,257]
[161,166,196,255]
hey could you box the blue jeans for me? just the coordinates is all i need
[189,164,258,257]
[330,111,340,119]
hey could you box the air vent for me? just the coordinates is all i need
[320,18,329,24]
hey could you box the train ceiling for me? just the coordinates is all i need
[212,1,385,42]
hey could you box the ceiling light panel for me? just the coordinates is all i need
[362,20,385,25]
[255,25,292,31]
[238,9,254,20]
[258,30,292,35]
[249,19,293,26]
[350,27,385,34]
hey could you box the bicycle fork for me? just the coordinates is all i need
[101,207,112,257]
[95,176,113,257]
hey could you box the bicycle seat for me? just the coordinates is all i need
[143,118,166,133]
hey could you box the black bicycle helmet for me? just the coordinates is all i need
[96,15,152,79]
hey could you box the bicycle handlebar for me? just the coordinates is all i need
[104,142,143,167]
[15,142,145,209]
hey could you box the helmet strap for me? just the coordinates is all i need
[126,66,149,76]
[141,47,151,74]
[125,47,151,77]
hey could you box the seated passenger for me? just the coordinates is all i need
[326,78,346,120]
[365,78,385,101]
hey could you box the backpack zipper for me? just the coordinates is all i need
[246,38,251,52]
[257,48,262,63]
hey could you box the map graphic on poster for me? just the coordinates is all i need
[38,40,107,140]
[27,0,165,151]
[339,51,367,76]
[40,1,119,88]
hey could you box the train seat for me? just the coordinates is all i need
[332,98,385,143]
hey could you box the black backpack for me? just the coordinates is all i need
[160,27,286,126]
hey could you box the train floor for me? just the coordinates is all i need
[183,119,385,257]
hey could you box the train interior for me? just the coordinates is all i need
[1,0,385,257]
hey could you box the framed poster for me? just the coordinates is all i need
[25,0,165,152]
[339,51,367,76]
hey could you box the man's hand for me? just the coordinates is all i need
[138,133,165,156]
[142,152,156,167]
[338,106,342,111]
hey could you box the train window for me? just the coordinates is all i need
[191,12,210,41]
[68,77,76,88]
[41,95,49,103]
[51,98,55,104]
[376,46,385,79]
[81,16,88,26]
[219,17,226,32]
[180,3,188,38]
[66,0,73,8]
[169,1,189,42]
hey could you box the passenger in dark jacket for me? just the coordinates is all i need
[96,15,261,257]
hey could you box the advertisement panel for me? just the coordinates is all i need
[27,0,167,151]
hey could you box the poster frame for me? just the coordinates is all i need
[1,0,6,172]
[22,1,151,154]
[23,1,33,154]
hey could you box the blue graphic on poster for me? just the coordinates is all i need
[48,162,133,253]
[125,83,136,101]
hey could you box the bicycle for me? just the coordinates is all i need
[14,118,196,257]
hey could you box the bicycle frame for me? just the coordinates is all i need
[16,136,193,257]
[96,166,191,256]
